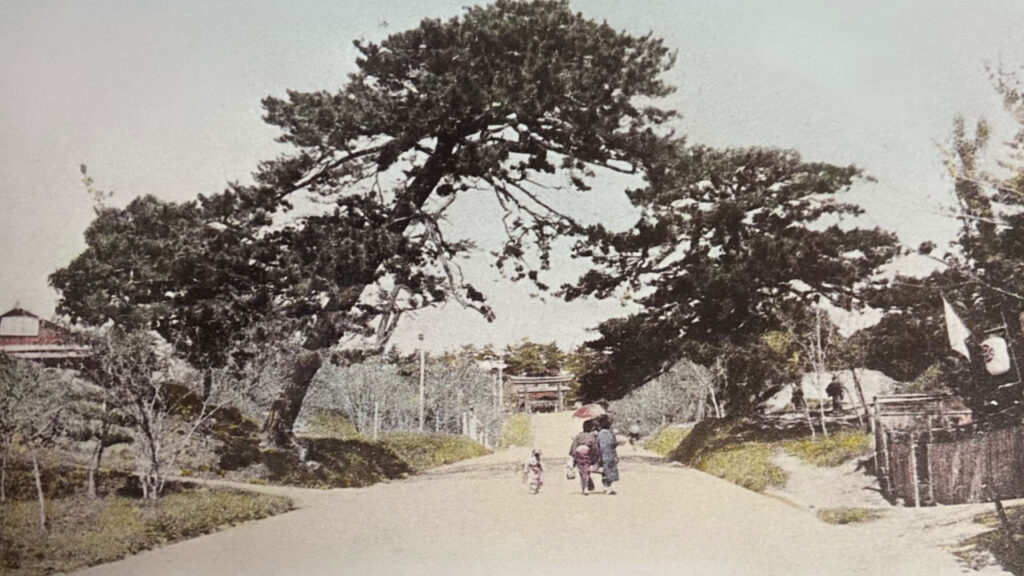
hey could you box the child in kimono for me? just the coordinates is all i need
[523,449,544,494]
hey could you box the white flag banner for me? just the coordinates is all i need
[943,297,971,360]
[981,336,1011,375]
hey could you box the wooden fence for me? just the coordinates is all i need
[877,424,1024,506]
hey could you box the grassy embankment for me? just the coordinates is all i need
[0,468,290,576]
[220,408,496,487]
[646,419,874,497]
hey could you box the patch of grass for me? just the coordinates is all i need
[816,507,885,525]
[694,442,788,493]
[301,408,359,439]
[782,430,873,467]
[671,419,789,493]
[499,413,533,448]
[379,433,490,472]
[0,487,291,575]
[644,425,692,456]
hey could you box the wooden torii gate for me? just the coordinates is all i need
[507,374,573,413]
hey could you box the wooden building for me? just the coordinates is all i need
[0,307,90,365]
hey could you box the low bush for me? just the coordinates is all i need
[782,430,873,467]
[815,507,885,525]
[644,425,692,456]
[499,413,532,448]
[0,487,290,575]
[379,433,490,472]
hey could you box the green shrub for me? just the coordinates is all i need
[379,433,490,472]
[499,413,532,448]
[783,430,873,467]
[0,487,290,575]
[815,507,885,525]
[644,425,692,456]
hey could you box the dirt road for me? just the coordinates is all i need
[77,412,980,576]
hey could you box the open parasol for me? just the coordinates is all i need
[573,403,607,420]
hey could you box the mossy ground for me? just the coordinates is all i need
[782,430,873,467]
[643,425,692,457]
[815,506,885,524]
[379,433,491,472]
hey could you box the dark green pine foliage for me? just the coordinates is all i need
[53,0,679,447]
[564,143,900,409]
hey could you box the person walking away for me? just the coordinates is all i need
[597,415,620,494]
[522,449,544,494]
[569,420,600,495]
[826,376,844,415]
[791,384,805,411]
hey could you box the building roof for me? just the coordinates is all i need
[0,306,91,363]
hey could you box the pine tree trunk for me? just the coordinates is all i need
[86,438,106,499]
[32,450,46,531]
[263,350,323,448]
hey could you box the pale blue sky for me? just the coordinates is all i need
[2,1,1023,351]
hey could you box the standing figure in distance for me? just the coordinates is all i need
[826,375,844,415]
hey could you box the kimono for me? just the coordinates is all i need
[523,455,544,494]
[597,428,620,485]
[569,431,600,492]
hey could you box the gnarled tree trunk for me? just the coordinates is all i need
[260,137,456,449]
[263,350,323,448]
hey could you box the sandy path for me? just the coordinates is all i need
[76,412,978,576]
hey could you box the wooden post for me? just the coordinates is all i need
[880,430,892,498]
[557,379,564,412]
[849,367,869,430]
[910,432,921,508]
[373,401,380,441]
[926,418,935,506]
[872,399,887,495]
[418,335,426,433]
[497,359,504,413]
